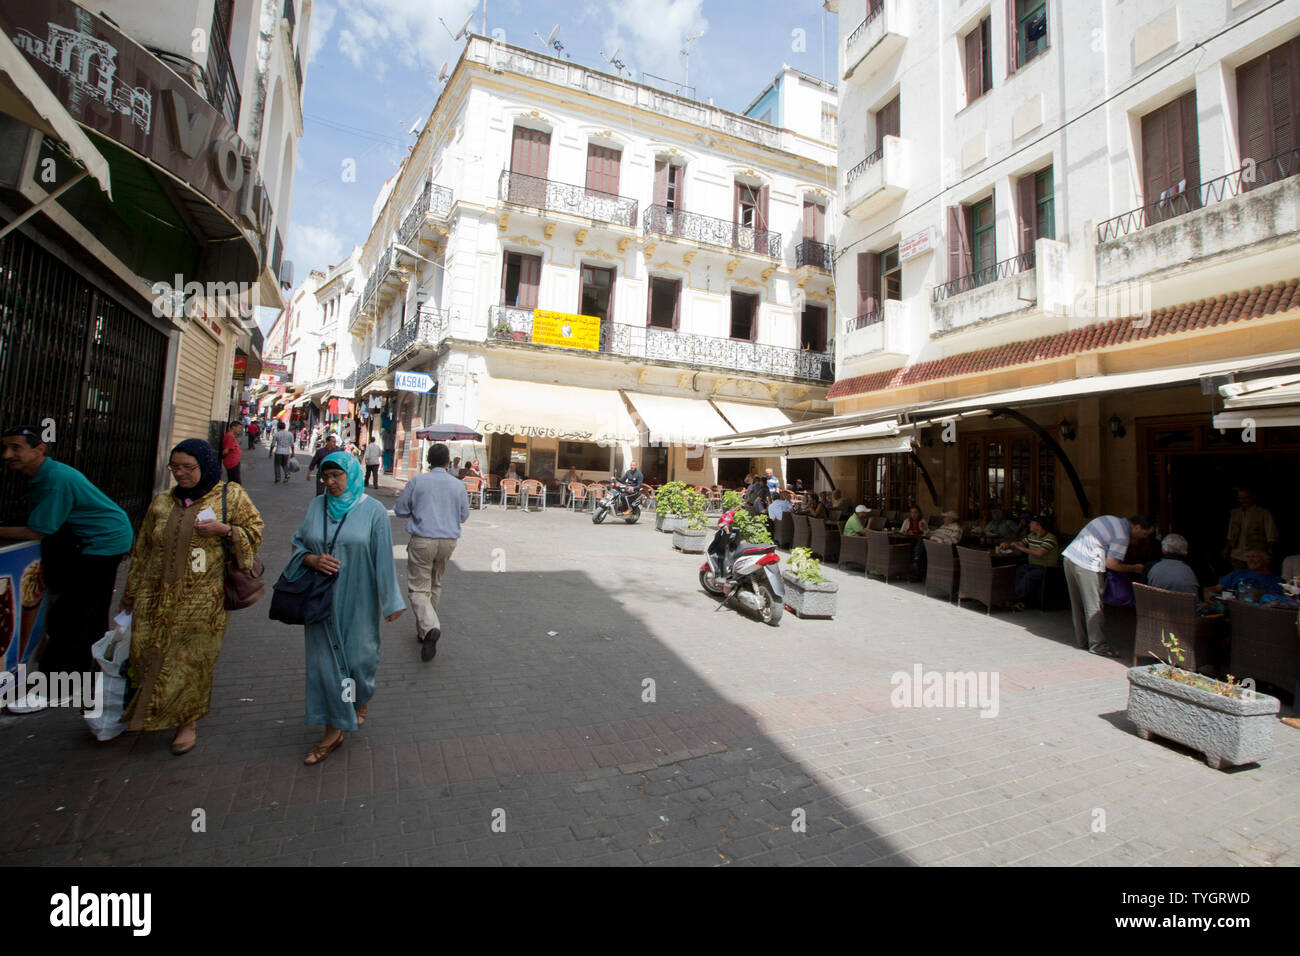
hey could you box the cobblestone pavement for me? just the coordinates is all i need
[2,449,1298,867]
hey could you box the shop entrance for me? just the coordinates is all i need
[638,446,668,485]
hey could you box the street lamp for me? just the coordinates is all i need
[393,243,445,270]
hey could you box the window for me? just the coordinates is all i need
[585,144,621,196]
[1010,0,1047,71]
[500,251,541,308]
[647,277,681,330]
[800,305,827,352]
[881,245,902,301]
[736,184,759,228]
[859,454,917,514]
[730,291,758,341]
[654,160,685,212]
[1015,165,1053,255]
[962,432,1055,520]
[855,247,899,320]
[874,94,900,155]
[557,440,608,472]
[964,16,992,105]
[580,265,615,351]
[971,196,995,275]
[802,201,826,243]
[1236,37,1300,189]
[509,125,550,176]
[1141,91,1200,221]
[1034,168,1054,241]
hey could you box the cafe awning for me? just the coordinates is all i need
[1212,372,1300,429]
[476,378,639,445]
[710,418,907,459]
[709,400,795,435]
[622,391,734,447]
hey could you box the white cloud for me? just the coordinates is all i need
[601,0,708,85]
[287,220,348,274]
[307,1,336,64]
[331,0,475,76]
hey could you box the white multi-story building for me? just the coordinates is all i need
[341,38,840,487]
[746,0,1300,554]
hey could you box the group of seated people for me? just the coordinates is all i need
[1146,536,1298,612]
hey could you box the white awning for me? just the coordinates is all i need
[709,400,795,435]
[622,391,734,447]
[710,419,907,459]
[361,378,393,396]
[0,32,111,197]
[476,378,639,445]
[1213,373,1300,428]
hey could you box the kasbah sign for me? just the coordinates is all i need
[4,0,274,270]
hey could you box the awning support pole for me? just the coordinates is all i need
[990,406,1092,519]
[910,449,939,504]
[814,457,835,490]
[0,170,88,242]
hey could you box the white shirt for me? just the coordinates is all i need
[271,429,294,455]
[1062,516,1131,573]
[364,443,382,465]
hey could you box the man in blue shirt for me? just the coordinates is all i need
[0,426,134,711]
[1204,549,1284,603]
[394,442,470,662]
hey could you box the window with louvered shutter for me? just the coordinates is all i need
[586,145,621,195]
[802,201,825,242]
[1237,37,1300,191]
[964,18,990,104]
[1142,91,1199,219]
[875,95,900,153]
[1017,173,1036,254]
[857,251,880,317]
[946,205,971,282]
[510,126,550,177]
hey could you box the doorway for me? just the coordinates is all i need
[580,264,615,351]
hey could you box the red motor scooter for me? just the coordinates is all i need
[698,509,784,626]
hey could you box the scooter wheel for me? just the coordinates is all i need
[755,581,783,626]
[624,507,641,524]
[699,566,723,596]
[592,506,607,524]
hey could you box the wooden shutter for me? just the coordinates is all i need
[965,25,983,104]
[803,201,825,241]
[1238,56,1270,165]
[734,182,743,223]
[519,254,541,309]
[856,251,881,316]
[757,184,770,232]
[586,145,620,194]
[875,95,900,152]
[946,205,971,282]
[510,126,550,177]
[1178,91,1200,201]
[653,160,668,207]
[674,165,685,211]
[1268,40,1298,154]
[1017,173,1037,254]
[1141,104,1170,203]
[1006,0,1018,75]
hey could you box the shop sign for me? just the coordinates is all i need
[531,310,600,351]
[900,228,934,262]
[395,371,434,393]
[232,356,247,381]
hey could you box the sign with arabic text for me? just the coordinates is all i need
[532,310,601,351]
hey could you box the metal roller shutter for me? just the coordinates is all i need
[171,325,221,448]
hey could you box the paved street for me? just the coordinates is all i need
[2,448,1298,867]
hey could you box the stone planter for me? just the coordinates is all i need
[656,513,686,534]
[672,528,708,553]
[1126,664,1280,770]
[781,571,838,619]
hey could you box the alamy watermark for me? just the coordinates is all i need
[150,274,255,321]
[0,666,102,716]
[890,664,1000,719]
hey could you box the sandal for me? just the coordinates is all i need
[171,722,197,756]
[355,703,368,727]
[304,731,344,765]
[1088,643,1120,658]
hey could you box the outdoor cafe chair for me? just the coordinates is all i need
[809,519,840,563]
[866,515,887,532]
[923,538,959,602]
[839,531,867,570]
[498,478,522,510]
[462,476,486,510]
[519,479,546,512]
[640,485,657,512]
[866,530,912,583]
[567,482,590,512]
[791,513,811,551]
[774,511,794,549]
[1132,583,1218,669]
[955,546,1016,614]
[1228,600,1300,700]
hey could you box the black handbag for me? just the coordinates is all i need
[268,506,348,625]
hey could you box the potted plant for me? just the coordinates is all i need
[672,488,710,553]
[782,547,838,619]
[655,481,690,533]
[1126,632,1280,770]
[721,490,773,545]
[492,321,514,341]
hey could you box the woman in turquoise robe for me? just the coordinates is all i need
[285,452,405,764]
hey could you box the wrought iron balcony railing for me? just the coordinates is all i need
[382,306,448,363]
[206,0,241,127]
[498,170,639,228]
[845,0,885,59]
[1096,147,1300,243]
[932,250,1035,302]
[846,146,883,186]
[796,239,833,271]
[642,205,782,259]
[399,182,454,248]
[343,364,376,390]
[845,309,885,333]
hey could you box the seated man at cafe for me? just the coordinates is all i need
[767,491,793,524]
[1011,515,1060,610]
[787,478,807,495]
[1146,533,1200,596]
[843,504,869,536]
[982,507,1019,541]
[1203,548,1286,603]
[928,511,963,546]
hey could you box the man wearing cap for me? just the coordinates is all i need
[929,511,963,546]
[843,504,870,537]
[0,426,134,712]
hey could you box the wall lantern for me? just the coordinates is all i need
[1108,414,1126,439]
[1058,418,1076,440]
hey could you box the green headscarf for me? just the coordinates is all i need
[321,451,366,521]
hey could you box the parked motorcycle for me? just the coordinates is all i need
[592,479,643,524]
[698,510,784,626]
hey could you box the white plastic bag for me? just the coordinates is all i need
[287,456,301,474]
[85,613,131,742]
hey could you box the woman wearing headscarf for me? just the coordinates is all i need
[283,451,404,765]
[119,439,263,754]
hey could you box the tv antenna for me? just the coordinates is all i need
[439,14,473,41]
[407,116,423,136]
[681,31,703,93]
[601,47,627,77]
[535,24,567,58]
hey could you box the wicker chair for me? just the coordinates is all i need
[866,515,887,532]
[809,519,840,563]
[791,514,811,551]
[567,482,590,512]
[462,476,485,510]
[774,511,794,549]
[923,538,959,602]
[640,485,657,512]
[839,532,868,570]
[1228,601,1299,699]
[956,547,1016,614]
[519,479,546,511]
[1133,583,1217,669]
[498,477,521,510]
[866,530,912,582]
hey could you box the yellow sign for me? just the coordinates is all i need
[532,309,601,351]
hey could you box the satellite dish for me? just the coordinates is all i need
[455,14,473,39]
[437,61,450,83]
[546,24,561,47]
[407,117,423,135]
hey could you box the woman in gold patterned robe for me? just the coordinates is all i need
[120,439,263,754]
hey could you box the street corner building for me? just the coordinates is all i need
[0,0,312,526]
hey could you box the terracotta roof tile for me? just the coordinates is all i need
[827,279,1300,402]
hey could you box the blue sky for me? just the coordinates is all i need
[282,0,838,304]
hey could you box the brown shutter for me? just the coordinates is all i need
[511,126,550,177]
[1238,56,1270,166]
[802,201,814,240]
[1141,104,1170,204]
[653,159,668,207]
[586,145,621,194]
[673,279,681,330]
[856,251,880,316]
[500,253,511,305]
[803,201,825,242]
[1268,46,1295,154]
[1178,90,1201,207]
[946,205,971,281]
[758,184,770,232]
[965,25,982,104]
[1006,0,1017,75]
[675,165,685,211]
[734,182,742,223]
[519,254,540,309]
[1017,173,1036,254]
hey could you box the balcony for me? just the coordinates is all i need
[1095,149,1300,305]
[840,300,913,366]
[843,0,908,81]
[206,0,241,127]
[487,307,831,382]
[399,181,454,248]
[929,240,1075,342]
[643,205,782,259]
[844,135,909,218]
[381,306,449,368]
[499,171,638,228]
[796,239,834,272]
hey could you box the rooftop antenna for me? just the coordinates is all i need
[407,116,423,135]
[439,14,472,41]
[535,24,567,58]
[601,47,627,77]
[681,31,703,97]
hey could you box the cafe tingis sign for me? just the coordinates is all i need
[5,1,272,260]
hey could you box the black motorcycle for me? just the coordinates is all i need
[592,479,643,524]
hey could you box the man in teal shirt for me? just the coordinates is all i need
[1,426,133,712]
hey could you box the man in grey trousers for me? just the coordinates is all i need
[394,442,470,662]
[1061,514,1155,657]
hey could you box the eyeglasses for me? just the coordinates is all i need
[168,462,199,473]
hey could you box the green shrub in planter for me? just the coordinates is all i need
[684,488,710,531]
[656,481,691,516]
[720,490,772,543]
[782,547,837,619]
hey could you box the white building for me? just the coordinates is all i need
[342,37,839,487]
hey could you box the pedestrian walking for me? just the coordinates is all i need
[394,443,470,662]
[270,421,295,483]
[246,419,259,449]
[307,433,340,495]
[1061,514,1156,656]
[118,439,263,754]
[0,426,134,712]
[283,452,404,764]
[363,439,382,488]
[221,421,243,485]
[381,425,395,473]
